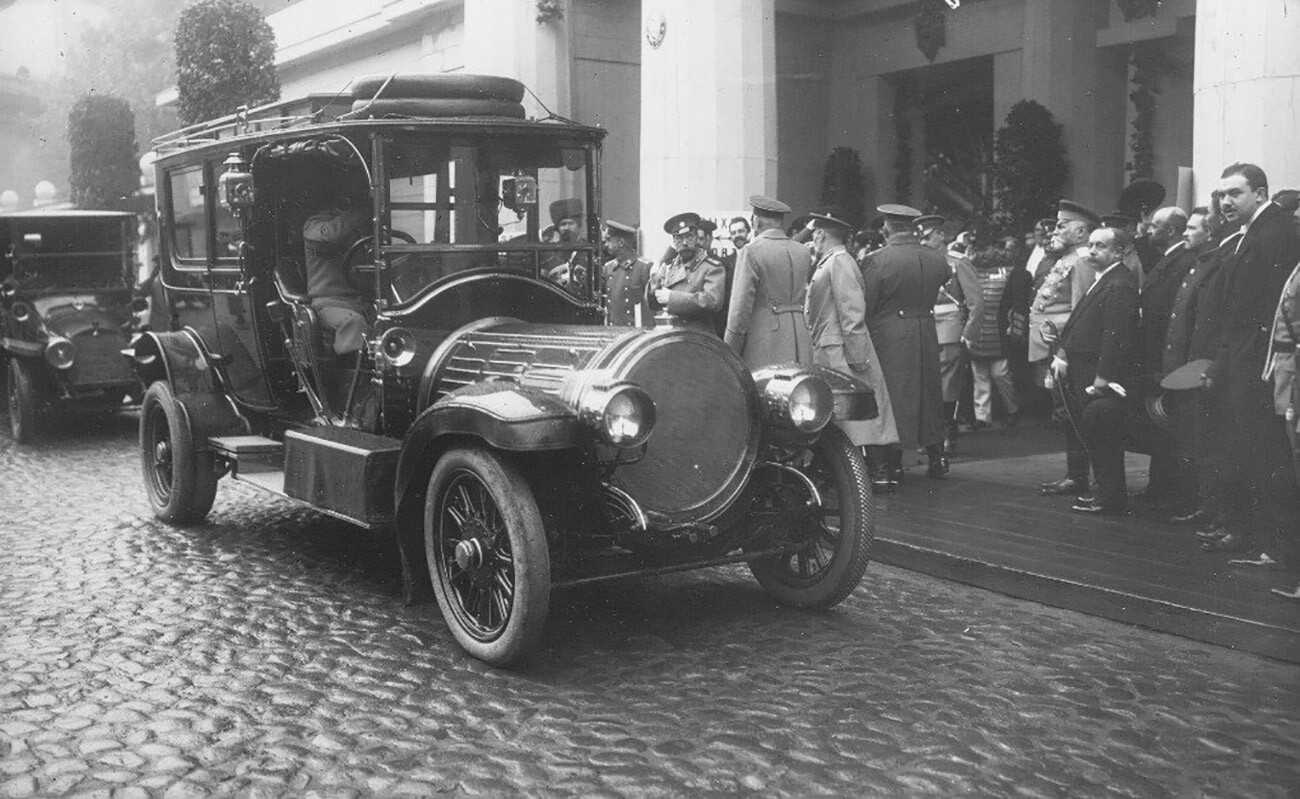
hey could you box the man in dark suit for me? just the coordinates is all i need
[1200,163,1300,574]
[860,204,952,480]
[1051,226,1140,515]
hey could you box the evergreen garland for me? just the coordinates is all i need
[819,147,867,228]
[67,94,138,211]
[174,0,280,126]
[914,0,947,63]
[1126,43,1180,182]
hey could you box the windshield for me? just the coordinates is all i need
[377,135,597,303]
[3,218,132,291]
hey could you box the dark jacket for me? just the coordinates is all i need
[1060,262,1140,384]
[1138,241,1198,380]
[1162,248,1227,374]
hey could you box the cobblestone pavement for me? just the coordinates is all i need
[2,413,1298,798]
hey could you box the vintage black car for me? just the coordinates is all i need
[2,209,139,442]
[128,74,878,665]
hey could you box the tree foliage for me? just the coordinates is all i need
[68,94,139,210]
[992,100,1068,234]
[175,0,280,126]
[819,147,867,228]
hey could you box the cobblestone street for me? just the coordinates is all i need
[2,413,1298,797]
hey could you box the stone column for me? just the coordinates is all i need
[640,0,776,255]
[1193,0,1300,201]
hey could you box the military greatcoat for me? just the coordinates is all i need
[805,245,898,446]
[603,256,652,328]
[725,228,813,368]
[649,248,726,334]
[860,231,951,449]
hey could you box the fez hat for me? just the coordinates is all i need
[1057,199,1101,228]
[1118,179,1166,220]
[549,197,584,225]
[748,195,792,216]
[1101,210,1137,229]
[808,206,852,230]
[877,203,922,223]
[605,219,637,239]
[915,214,945,233]
[697,217,718,234]
[663,211,703,235]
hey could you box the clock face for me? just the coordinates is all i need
[644,10,666,49]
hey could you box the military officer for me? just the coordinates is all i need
[860,203,952,482]
[648,212,726,334]
[602,220,652,328]
[917,213,983,451]
[724,195,813,368]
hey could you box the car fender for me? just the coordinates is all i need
[391,381,580,604]
[126,329,218,395]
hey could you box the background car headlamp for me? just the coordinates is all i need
[44,336,76,370]
[767,374,833,433]
[578,382,656,448]
[378,327,417,367]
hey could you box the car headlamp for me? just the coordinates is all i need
[377,327,417,367]
[44,336,76,370]
[764,373,833,434]
[578,382,656,448]
[10,301,30,322]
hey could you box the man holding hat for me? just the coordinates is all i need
[724,195,812,367]
[860,204,952,481]
[648,212,726,334]
[602,220,652,328]
[544,197,586,286]
[918,213,983,448]
[806,206,898,457]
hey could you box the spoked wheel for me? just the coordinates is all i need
[747,424,874,608]
[139,381,218,525]
[7,358,40,444]
[424,447,550,666]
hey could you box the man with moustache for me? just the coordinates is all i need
[648,212,726,334]
[1199,164,1300,583]
[543,198,587,287]
[601,220,652,328]
[724,195,812,368]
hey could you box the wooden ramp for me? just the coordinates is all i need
[870,422,1300,663]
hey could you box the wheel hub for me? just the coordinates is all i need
[454,538,487,570]
[154,439,172,466]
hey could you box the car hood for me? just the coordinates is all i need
[32,293,132,338]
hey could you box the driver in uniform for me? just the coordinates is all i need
[303,188,372,355]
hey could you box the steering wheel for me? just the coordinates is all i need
[342,228,417,295]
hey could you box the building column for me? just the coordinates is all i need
[1193,0,1300,201]
[463,0,572,120]
[640,0,776,255]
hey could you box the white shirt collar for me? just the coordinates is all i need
[1164,240,1185,257]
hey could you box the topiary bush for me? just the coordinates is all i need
[819,147,867,228]
[67,93,139,210]
[992,100,1067,235]
[175,0,279,126]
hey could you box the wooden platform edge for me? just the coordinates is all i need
[872,537,1300,665]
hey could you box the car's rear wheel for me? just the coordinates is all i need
[140,381,218,524]
[425,447,550,666]
[7,357,40,444]
[748,424,874,608]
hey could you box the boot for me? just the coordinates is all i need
[926,444,949,478]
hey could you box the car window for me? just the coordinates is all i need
[168,166,208,262]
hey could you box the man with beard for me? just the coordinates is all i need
[543,198,587,287]
[601,220,652,328]
[1035,200,1100,497]
[917,214,983,449]
[724,195,811,367]
[1199,163,1300,585]
[648,212,725,334]
[860,204,951,482]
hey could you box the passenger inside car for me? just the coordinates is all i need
[302,183,373,355]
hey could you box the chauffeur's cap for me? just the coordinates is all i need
[915,214,945,233]
[1057,199,1101,228]
[877,203,922,223]
[663,211,703,235]
[549,197,584,225]
[748,195,792,216]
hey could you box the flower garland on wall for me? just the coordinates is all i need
[1126,42,1181,182]
[536,0,563,24]
[914,0,948,63]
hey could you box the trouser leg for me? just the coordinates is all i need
[1081,395,1129,509]
[1062,373,1090,483]
[991,358,1018,415]
[971,360,993,422]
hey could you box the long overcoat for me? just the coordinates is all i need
[650,249,726,334]
[860,231,951,449]
[805,246,898,446]
[725,228,813,367]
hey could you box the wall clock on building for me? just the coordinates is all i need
[645,10,666,48]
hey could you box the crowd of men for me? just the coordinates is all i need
[595,161,1300,602]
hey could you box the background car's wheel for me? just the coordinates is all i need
[7,357,40,444]
[748,424,874,608]
[424,447,550,666]
[139,381,218,525]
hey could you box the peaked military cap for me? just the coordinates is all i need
[1057,199,1101,228]
[748,195,792,215]
[605,219,637,237]
[915,214,945,232]
[663,211,703,235]
[696,217,717,234]
[1118,179,1166,220]
[808,207,852,230]
[1100,210,1137,229]
[877,203,922,222]
[550,197,584,225]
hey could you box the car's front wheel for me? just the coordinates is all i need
[748,424,874,608]
[425,447,550,666]
[139,381,218,524]
[7,357,40,444]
